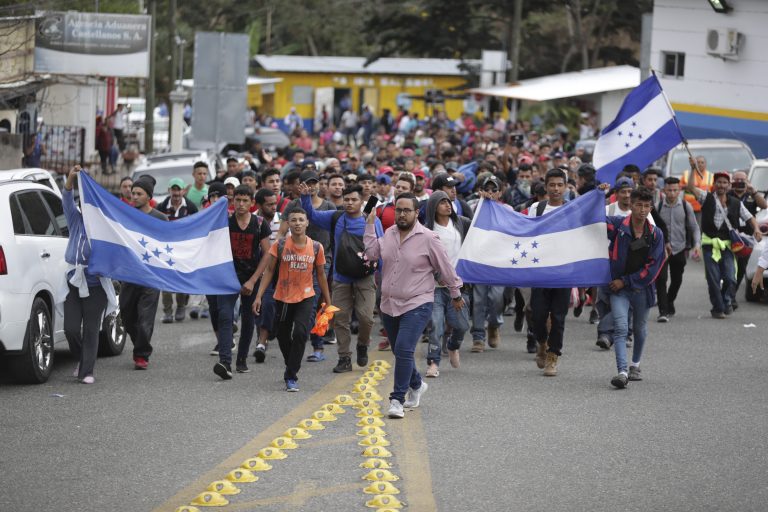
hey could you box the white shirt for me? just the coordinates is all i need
[433,219,462,266]
[527,201,564,217]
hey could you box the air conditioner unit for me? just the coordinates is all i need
[0,110,17,133]
[706,28,743,59]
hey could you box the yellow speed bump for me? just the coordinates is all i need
[356,376,376,387]
[334,394,356,405]
[271,436,299,450]
[370,366,389,375]
[207,480,240,496]
[190,491,228,507]
[360,458,392,469]
[322,403,346,414]
[357,426,387,437]
[240,457,272,471]
[371,360,392,369]
[353,383,373,393]
[363,481,400,495]
[362,469,400,482]
[354,399,379,410]
[258,447,288,460]
[356,408,383,418]
[175,507,201,512]
[312,410,338,422]
[356,391,384,401]
[357,416,386,427]
[359,435,390,447]
[225,469,258,483]
[284,427,312,439]
[365,494,405,509]
[297,419,325,430]
[362,446,393,458]
[363,371,385,381]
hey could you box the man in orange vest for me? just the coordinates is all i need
[680,155,714,224]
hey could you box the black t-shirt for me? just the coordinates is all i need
[229,214,271,284]
[623,225,651,276]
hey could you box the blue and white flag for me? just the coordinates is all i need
[79,172,240,294]
[593,74,684,183]
[456,190,610,288]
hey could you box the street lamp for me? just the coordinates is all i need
[707,0,732,13]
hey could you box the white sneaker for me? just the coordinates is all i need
[403,381,428,408]
[387,399,404,419]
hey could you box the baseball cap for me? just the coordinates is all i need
[402,148,415,157]
[431,173,458,190]
[224,177,240,187]
[412,169,426,179]
[378,165,394,176]
[168,177,185,189]
[299,169,320,183]
[518,155,534,166]
[615,177,635,190]
[376,175,391,185]
[713,171,731,182]
[577,164,596,177]
[207,182,227,198]
[482,175,502,190]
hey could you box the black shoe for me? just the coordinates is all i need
[514,311,524,332]
[526,335,537,354]
[254,344,266,363]
[214,362,233,380]
[189,309,199,319]
[589,309,599,324]
[628,366,642,381]
[724,305,734,315]
[209,344,219,356]
[333,357,352,373]
[596,334,613,350]
[668,303,676,316]
[235,359,250,373]
[732,300,739,311]
[611,373,628,389]
[232,322,239,334]
[356,345,369,367]
[573,302,584,318]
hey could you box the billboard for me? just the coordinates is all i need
[34,11,150,78]
[191,32,248,145]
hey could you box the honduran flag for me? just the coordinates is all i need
[456,190,611,288]
[79,172,240,294]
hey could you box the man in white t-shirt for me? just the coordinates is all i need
[423,190,472,376]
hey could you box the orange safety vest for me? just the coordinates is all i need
[680,169,713,212]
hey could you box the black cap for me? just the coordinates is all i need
[431,173,458,190]
[207,182,227,198]
[482,175,502,189]
[577,163,596,177]
[132,175,156,198]
[300,169,320,183]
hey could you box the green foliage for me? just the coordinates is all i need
[519,101,582,136]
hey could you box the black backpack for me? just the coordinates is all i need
[329,211,377,279]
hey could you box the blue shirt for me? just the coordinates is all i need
[62,189,101,287]
[301,194,383,284]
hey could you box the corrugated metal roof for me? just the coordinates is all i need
[470,66,640,101]
[254,55,475,76]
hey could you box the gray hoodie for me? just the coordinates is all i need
[424,190,471,242]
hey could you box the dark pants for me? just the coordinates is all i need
[64,284,107,379]
[530,287,570,356]
[98,150,111,174]
[114,128,125,151]
[215,292,257,365]
[381,302,433,404]
[206,294,219,336]
[120,283,160,359]
[656,250,687,315]
[703,246,736,313]
[734,252,750,298]
[276,298,314,381]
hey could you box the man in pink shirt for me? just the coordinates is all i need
[364,193,465,419]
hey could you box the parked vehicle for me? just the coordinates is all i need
[0,168,61,196]
[0,179,125,383]
[663,139,755,178]
[748,159,768,194]
[744,210,768,303]
[131,150,222,204]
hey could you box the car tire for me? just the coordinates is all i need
[98,305,125,357]
[11,297,54,384]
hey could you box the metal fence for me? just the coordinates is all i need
[39,125,85,175]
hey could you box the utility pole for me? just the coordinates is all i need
[144,0,156,154]
[510,0,523,82]
[265,4,273,55]
[168,0,177,145]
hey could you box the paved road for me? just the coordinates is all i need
[2,261,767,512]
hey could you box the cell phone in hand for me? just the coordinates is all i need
[363,196,379,215]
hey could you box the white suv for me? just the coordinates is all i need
[0,177,125,383]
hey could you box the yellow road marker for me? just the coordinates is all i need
[362,469,399,482]
[206,481,240,496]
[224,469,258,483]
[357,426,387,437]
[364,494,405,508]
[190,491,228,507]
[239,458,272,472]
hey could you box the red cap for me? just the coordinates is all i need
[713,171,731,182]
[378,166,394,175]
[412,169,427,179]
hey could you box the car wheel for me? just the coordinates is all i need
[11,297,54,384]
[98,304,125,357]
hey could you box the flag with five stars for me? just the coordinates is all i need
[78,172,240,294]
[593,74,684,183]
[456,190,611,287]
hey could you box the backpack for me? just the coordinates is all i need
[658,198,694,249]
[273,237,320,285]
[329,211,377,279]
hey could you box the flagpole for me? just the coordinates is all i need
[651,69,695,162]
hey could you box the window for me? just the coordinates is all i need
[10,196,25,235]
[662,52,685,78]
[291,86,313,105]
[40,191,69,237]
[14,191,56,236]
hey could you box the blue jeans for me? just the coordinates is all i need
[381,302,433,404]
[596,286,633,342]
[702,246,736,313]
[215,292,257,364]
[309,262,331,350]
[428,289,469,366]
[471,284,504,341]
[610,288,649,373]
